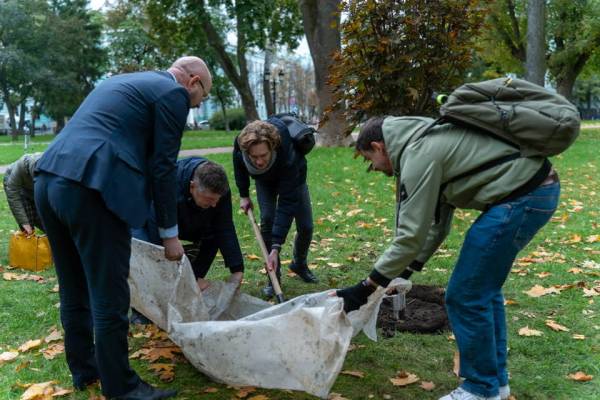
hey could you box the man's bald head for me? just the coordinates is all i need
[168,56,212,107]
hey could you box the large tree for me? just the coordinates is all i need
[141,0,302,122]
[480,0,600,98]
[326,0,485,132]
[299,0,348,145]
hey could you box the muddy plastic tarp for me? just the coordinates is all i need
[128,239,411,398]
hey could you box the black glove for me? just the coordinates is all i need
[336,280,377,313]
[399,260,425,279]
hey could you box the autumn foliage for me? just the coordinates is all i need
[327,0,487,131]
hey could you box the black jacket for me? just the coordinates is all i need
[232,117,307,246]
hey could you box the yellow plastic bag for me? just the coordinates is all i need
[8,231,53,271]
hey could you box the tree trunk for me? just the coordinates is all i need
[18,102,27,135]
[6,102,18,140]
[299,0,348,146]
[263,44,275,117]
[195,0,259,122]
[525,0,546,85]
[556,73,578,100]
[219,97,230,132]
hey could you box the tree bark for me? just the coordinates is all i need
[263,43,275,117]
[18,102,27,135]
[525,0,546,85]
[195,0,259,122]
[299,0,348,146]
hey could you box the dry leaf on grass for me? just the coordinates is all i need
[44,329,62,343]
[545,320,569,332]
[41,343,64,360]
[18,339,42,353]
[246,254,261,261]
[346,209,363,217]
[148,363,175,382]
[518,326,543,337]
[341,370,365,378]
[572,334,586,340]
[247,396,269,400]
[328,393,350,400]
[568,268,584,274]
[0,351,19,363]
[524,285,561,297]
[567,371,593,382]
[536,272,552,278]
[453,351,460,377]
[235,386,256,398]
[141,347,181,362]
[504,299,518,306]
[419,381,436,391]
[20,381,57,400]
[203,387,219,393]
[583,287,600,297]
[390,371,419,386]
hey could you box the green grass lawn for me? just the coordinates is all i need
[0,131,599,399]
[0,130,236,166]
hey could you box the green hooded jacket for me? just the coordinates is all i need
[369,116,547,286]
[3,152,43,228]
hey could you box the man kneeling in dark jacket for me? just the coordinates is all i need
[131,157,244,323]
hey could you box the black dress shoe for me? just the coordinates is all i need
[290,264,318,283]
[112,380,176,400]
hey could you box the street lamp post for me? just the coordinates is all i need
[264,69,285,115]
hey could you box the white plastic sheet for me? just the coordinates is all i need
[128,239,411,398]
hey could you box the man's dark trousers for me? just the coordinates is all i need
[35,172,140,397]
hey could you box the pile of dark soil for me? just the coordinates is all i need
[377,284,450,337]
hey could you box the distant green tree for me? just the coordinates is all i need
[41,0,107,133]
[479,0,600,99]
[327,0,485,131]
[104,0,171,73]
[0,0,51,138]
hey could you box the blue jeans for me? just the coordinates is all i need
[256,182,313,268]
[446,180,560,397]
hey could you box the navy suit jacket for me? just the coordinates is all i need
[37,71,189,229]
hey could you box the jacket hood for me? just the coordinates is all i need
[382,116,434,176]
[176,156,207,202]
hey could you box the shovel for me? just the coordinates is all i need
[247,209,285,303]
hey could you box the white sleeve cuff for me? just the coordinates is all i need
[158,225,178,239]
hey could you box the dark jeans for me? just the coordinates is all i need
[131,225,217,279]
[256,182,313,270]
[446,180,560,397]
[35,173,140,397]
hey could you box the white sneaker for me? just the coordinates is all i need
[499,385,510,400]
[439,387,501,400]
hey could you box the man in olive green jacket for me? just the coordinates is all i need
[336,116,560,400]
[3,152,44,235]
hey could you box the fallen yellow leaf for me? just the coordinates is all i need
[341,370,365,378]
[328,393,349,400]
[453,351,460,377]
[203,387,219,393]
[0,351,19,363]
[518,326,543,337]
[524,285,561,297]
[246,254,261,261]
[536,271,552,278]
[44,329,62,343]
[41,343,64,360]
[18,339,42,353]
[235,386,256,398]
[545,320,569,332]
[20,381,57,400]
[247,396,269,400]
[567,371,593,382]
[568,268,584,274]
[390,371,419,386]
[572,334,586,340]
[346,209,363,217]
[419,381,436,391]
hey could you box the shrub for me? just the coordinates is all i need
[209,108,247,130]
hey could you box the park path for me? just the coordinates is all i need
[0,146,234,175]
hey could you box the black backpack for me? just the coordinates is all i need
[272,112,316,155]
